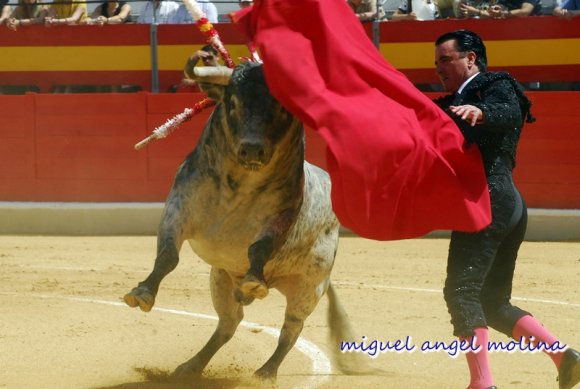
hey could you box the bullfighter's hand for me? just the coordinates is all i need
[449,104,483,127]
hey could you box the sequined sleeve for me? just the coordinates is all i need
[475,79,523,134]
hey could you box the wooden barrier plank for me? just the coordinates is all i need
[144,179,175,201]
[0,95,34,137]
[515,165,580,184]
[35,135,145,179]
[518,139,580,164]
[0,179,36,201]
[0,92,578,207]
[0,95,35,180]
[34,179,151,202]
[518,183,580,209]
[34,93,147,116]
[0,138,35,179]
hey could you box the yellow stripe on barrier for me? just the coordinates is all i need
[2,40,578,73]
[0,46,151,71]
[380,39,580,69]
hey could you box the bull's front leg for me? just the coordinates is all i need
[237,208,298,302]
[124,206,186,312]
[236,236,273,302]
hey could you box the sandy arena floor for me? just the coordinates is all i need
[0,235,578,389]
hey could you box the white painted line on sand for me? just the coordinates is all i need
[0,292,331,388]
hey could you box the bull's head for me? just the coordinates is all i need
[192,62,301,171]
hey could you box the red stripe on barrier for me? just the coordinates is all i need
[0,24,151,46]
[157,23,249,45]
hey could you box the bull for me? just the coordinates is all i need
[123,62,361,380]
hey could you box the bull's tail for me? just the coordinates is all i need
[326,282,380,375]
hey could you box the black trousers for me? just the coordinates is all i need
[444,161,530,337]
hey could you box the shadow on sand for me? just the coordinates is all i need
[92,367,266,389]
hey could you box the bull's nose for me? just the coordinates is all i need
[238,142,266,164]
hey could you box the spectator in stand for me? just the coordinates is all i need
[6,0,48,29]
[238,0,252,8]
[137,0,179,24]
[45,0,87,25]
[172,44,219,92]
[0,0,11,26]
[435,0,456,18]
[486,0,542,18]
[390,0,438,20]
[174,0,217,23]
[83,0,132,25]
[347,0,387,21]
[553,0,580,18]
[454,0,493,18]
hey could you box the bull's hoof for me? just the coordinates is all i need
[253,365,277,382]
[233,288,255,306]
[172,359,204,380]
[239,274,269,300]
[123,286,155,312]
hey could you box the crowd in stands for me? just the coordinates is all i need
[0,0,576,94]
[345,0,578,20]
[384,0,577,20]
[0,0,577,29]
[0,0,234,27]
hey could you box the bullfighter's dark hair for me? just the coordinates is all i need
[435,30,488,72]
[201,44,218,56]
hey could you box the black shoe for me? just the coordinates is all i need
[559,348,580,389]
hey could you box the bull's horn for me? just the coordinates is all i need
[193,66,233,85]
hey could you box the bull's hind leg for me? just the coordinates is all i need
[254,278,327,380]
[124,201,187,312]
[173,267,243,379]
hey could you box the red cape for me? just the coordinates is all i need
[232,0,491,240]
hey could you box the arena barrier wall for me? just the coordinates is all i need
[0,91,579,207]
[0,17,579,92]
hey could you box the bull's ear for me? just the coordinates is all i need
[198,83,226,102]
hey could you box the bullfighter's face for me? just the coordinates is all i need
[435,39,476,93]
[201,52,218,67]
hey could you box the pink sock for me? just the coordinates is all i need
[512,315,565,368]
[461,327,494,389]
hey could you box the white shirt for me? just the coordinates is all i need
[138,0,180,24]
[457,72,480,95]
[173,1,218,23]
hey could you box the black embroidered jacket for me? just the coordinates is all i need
[434,72,534,169]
